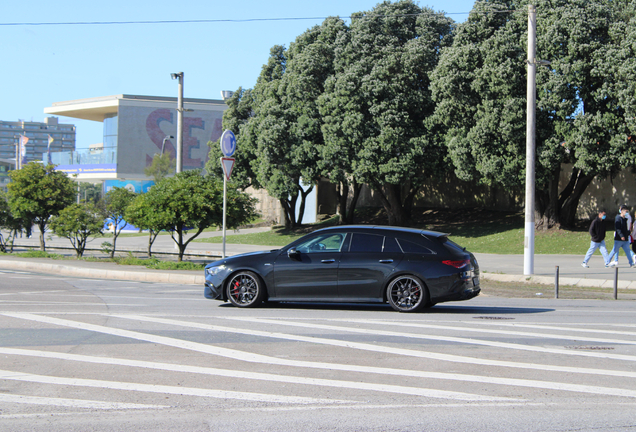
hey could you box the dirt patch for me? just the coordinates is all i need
[481,279,636,301]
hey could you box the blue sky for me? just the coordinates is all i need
[1,0,475,149]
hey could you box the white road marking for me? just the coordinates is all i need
[5,313,636,400]
[331,318,636,346]
[0,393,167,410]
[0,290,73,296]
[125,313,636,379]
[227,402,549,412]
[460,321,636,337]
[0,301,105,305]
[0,369,347,405]
[225,317,636,362]
[0,347,511,402]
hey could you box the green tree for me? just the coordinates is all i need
[205,88,260,191]
[7,162,75,251]
[0,191,30,253]
[431,0,636,228]
[320,1,454,225]
[124,192,169,258]
[131,170,257,261]
[145,153,175,182]
[49,203,104,258]
[102,186,137,258]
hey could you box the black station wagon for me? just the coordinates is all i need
[204,225,480,312]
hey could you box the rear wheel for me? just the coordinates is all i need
[227,271,265,308]
[387,275,427,312]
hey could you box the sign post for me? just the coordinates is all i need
[220,130,237,258]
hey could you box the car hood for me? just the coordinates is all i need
[205,249,280,268]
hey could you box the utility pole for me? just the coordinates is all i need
[524,4,537,275]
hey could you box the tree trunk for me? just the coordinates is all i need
[559,170,595,229]
[373,183,408,226]
[295,184,314,227]
[336,181,349,225]
[336,179,362,225]
[37,220,47,251]
[536,168,561,230]
[110,234,117,259]
[345,180,362,224]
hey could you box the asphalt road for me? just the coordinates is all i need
[0,268,635,431]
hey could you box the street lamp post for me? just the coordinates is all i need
[170,72,184,173]
[161,135,174,156]
[524,4,537,276]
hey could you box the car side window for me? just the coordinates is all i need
[296,233,346,253]
[383,237,402,253]
[396,238,435,254]
[349,233,384,253]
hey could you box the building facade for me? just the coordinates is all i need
[0,117,75,166]
[44,94,226,180]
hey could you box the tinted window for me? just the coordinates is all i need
[296,233,346,253]
[396,239,434,254]
[383,237,402,253]
[349,233,384,253]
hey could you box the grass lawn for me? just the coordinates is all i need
[193,208,606,255]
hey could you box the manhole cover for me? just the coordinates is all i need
[473,316,515,320]
[565,346,614,350]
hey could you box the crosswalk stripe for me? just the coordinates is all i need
[0,369,348,405]
[0,347,513,402]
[225,316,636,362]
[0,393,167,410]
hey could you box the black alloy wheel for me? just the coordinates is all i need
[227,271,265,307]
[387,275,427,312]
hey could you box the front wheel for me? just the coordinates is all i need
[387,275,427,312]
[227,271,265,308]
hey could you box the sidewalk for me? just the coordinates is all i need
[2,228,635,289]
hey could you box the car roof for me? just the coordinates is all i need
[313,225,449,238]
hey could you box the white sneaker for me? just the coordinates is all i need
[581,262,589,268]
[609,261,618,267]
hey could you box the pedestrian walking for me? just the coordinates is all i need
[608,205,635,267]
[611,205,633,265]
[582,210,610,268]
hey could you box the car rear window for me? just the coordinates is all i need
[396,238,435,254]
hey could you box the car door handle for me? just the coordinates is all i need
[378,259,394,263]
[321,259,336,263]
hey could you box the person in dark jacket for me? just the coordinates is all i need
[582,210,610,268]
[608,205,635,267]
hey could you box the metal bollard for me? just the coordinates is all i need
[555,266,559,299]
[614,267,618,300]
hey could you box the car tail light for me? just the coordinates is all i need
[442,259,470,269]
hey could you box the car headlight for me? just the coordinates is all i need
[206,265,226,276]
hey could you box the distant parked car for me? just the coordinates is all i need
[204,225,480,312]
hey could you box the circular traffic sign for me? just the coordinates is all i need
[220,129,237,157]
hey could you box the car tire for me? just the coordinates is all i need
[387,275,428,312]
[226,271,265,308]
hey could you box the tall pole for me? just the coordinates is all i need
[15,137,20,170]
[524,4,537,275]
[222,175,227,258]
[172,72,184,174]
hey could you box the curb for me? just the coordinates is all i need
[3,258,634,290]
[0,260,205,285]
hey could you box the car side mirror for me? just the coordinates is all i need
[288,247,300,259]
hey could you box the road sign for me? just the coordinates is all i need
[220,129,236,157]
[221,157,235,180]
